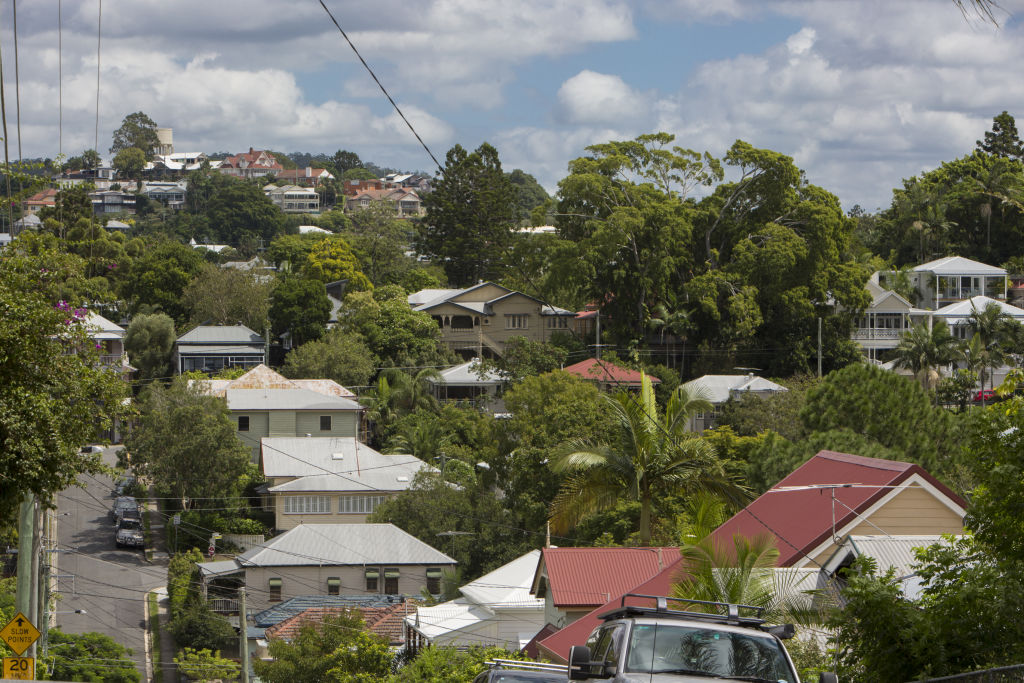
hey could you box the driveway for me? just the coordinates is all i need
[53,446,167,678]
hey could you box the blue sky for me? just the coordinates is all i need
[3,0,1024,210]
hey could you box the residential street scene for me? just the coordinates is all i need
[5,1,1024,682]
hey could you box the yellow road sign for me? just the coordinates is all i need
[0,613,40,656]
[2,656,34,680]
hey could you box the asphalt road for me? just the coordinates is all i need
[53,446,167,678]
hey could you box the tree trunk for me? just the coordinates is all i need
[639,493,652,547]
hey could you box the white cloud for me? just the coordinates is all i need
[556,71,649,125]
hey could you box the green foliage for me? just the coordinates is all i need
[112,147,147,184]
[419,142,517,286]
[893,319,959,391]
[124,312,176,381]
[304,235,373,290]
[337,290,451,369]
[110,111,160,158]
[174,648,240,682]
[977,111,1024,160]
[167,549,204,620]
[127,379,251,508]
[169,600,236,652]
[392,646,532,683]
[341,167,377,181]
[265,232,322,272]
[0,242,129,516]
[183,262,274,332]
[47,629,140,682]
[506,168,550,222]
[206,180,286,246]
[282,330,376,388]
[476,336,567,382]
[718,375,816,442]
[344,202,416,286]
[331,150,363,174]
[269,275,331,345]
[119,238,205,323]
[254,612,393,683]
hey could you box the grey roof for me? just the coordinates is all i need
[823,535,956,600]
[236,523,457,568]
[197,559,245,578]
[177,324,264,345]
[428,360,504,387]
[262,437,429,491]
[253,594,407,628]
[932,295,1024,323]
[913,256,1006,276]
[85,311,125,339]
[683,374,788,404]
[178,344,265,356]
[226,388,361,412]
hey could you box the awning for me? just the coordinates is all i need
[384,569,400,579]
[426,568,442,579]
[365,569,380,579]
[268,578,282,588]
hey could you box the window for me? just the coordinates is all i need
[283,496,332,514]
[339,495,388,514]
[547,317,568,329]
[327,577,340,596]
[269,578,282,602]
[365,568,379,592]
[320,415,332,431]
[237,416,249,432]
[505,314,529,330]
[426,568,442,595]
[384,568,399,594]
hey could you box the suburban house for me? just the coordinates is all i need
[219,148,283,179]
[141,180,187,209]
[145,152,211,177]
[530,546,682,629]
[822,534,957,600]
[342,179,401,195]
[426,359,505,409]
[90,189,136,215]
[194,364,356,399]
[13,213,42,235]
[382,172,432,192]
[408,283,576,359]
[260,436,430,530]
[345,187,424,217]
[265,184,320,214]
[905,256,1007,309]
[709,450,966,569]
[561,358,660,392]
[188,237,231,254]
[174,324,266,375]
[84,311,131,374]
[196,523,457,614]
[405,549,544,651]
[681,374,788,432]
[275,167,335,186]
[23,188,57,214]
[265,601,412,647]
[930,295,1024,340]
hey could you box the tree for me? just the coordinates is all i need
[0,244,129,516]
[110,111,160,158]
[331,149,363,174]
[344,202,414,286]
[175,648,240,682]
[47,629,140,682]
[281,330,375,387]
[337,288,451,369]
[419,142,517,286]
[305,235,373,290]
[112,147,147,189]
[169,599,237,652]
[977,111,1024,160]
[206,181,286,246]
[254,612,392,683]
[506,168,550,223]
[119,238,205,323]
[475,336,567,382]
[183,262,274,332]
[126,379,251,509]
[550,374,745,545]
[124,312,176,381]
[265,232,322,272]
[81,148,101,170]
[393,646,533,683]
[893,319,959,392]
[269,276,331,346]
[967,300,1015,400]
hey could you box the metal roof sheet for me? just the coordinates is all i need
[262,437,430,492]
[236,523,457,567]
[458,549,543,609]
[226,388,361,411]
[179,344,265,355]
[430,360,504,386]
[683,374,788,404]
[912,256,1006,276]
[177,324,264,344]
[535,547,682,608]
[253,594,406,627]
[562,358,661,386]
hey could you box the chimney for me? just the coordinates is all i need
[249,147,255,155]
[305,166,312,178]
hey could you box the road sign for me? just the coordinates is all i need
[2,656,34,680]
[208,544,215,557]
[0,613,40,656]
[172,514,181,525]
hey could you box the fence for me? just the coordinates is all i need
[912,665,1024,682]
[222,533,264,551]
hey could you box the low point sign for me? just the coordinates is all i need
[0,613,39,656]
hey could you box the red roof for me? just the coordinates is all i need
[709,450,967,567]
[536,557,684,663]
[264,603,414,645]
[562,358,660,386]
[533,547,680,608]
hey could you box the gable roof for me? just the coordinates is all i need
[407,282,573,317]
[822,534,956,600]
[561,358,660,387]
[682,374,788,404]
[429,360,504,387]
[531,547,681,609]
[84,311,125,340]
[932,295,1024,322]
[194,363,355,398]
[262,437,429,492]
[176,324,264,345]
[265,603,412,645]
[912,256,1006,276]
[459,549,543,609]
[225,388,361,412]
[237,523,456,568]
[252,594,407,628]
[709,451,966,567]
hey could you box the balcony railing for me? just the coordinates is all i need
[209,597,239,614]
[852,328,904,340]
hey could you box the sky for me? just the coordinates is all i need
[2,0,1024,210]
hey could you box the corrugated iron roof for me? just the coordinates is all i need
[709,451,966,567]
[253,594,405,627]
[533,547,681,608]
[193,365,356,398]
[262,437,430,491]
[225,388,361,411]
[176,323,264,344]
[265,603,414,645]
[561,358,660,386]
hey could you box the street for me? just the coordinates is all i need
[53,446,167,678]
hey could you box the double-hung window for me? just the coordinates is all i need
[283,496,332,514]
[505,314,529,330]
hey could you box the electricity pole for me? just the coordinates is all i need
[239,588,250,683]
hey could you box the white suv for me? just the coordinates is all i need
[567,594,838,683]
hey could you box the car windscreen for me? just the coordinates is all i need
[119,520,142,531]
[624,622,795,681]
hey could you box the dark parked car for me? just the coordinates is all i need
[110,496,138,523]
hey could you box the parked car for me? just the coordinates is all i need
[112,474,136,497]
[110,496,138,523]
[80,444,103,454]
[473,659,567,682]
[115,510,144,549]
[974,389,998,403]
[567,593,839,682]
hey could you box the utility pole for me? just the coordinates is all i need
[817,316,823,378]
[15,493,38,656]
[595,309,602,360]
[239,588,250,683]
[38,506,53,661]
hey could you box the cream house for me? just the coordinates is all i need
[408,283,575,359]
[260,436,431,530]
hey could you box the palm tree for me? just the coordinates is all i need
[649,304,694,372]
[377,367,443,413]
[893,320,959,393]
[384,417,450,463]
[549,374,747,546]
[968,301,1015,404]
[972,160,1023,255]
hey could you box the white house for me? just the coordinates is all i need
[682,374,788,431]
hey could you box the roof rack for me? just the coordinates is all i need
[485,659,569,673]
[597,593,767,628]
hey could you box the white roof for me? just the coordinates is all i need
[430,360,504,387]
[912,256,1006,276]
[236,523,456,567]
[407,288,463,307]
[823,535,956,600]
[405,598,494,642]
[683,375,788,404]
[84,311,124,339]
[458,549,543,609]
[226,388,361,412]
[298,225,331,235]
[262,437,429,492]
[932,295,1024,324]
